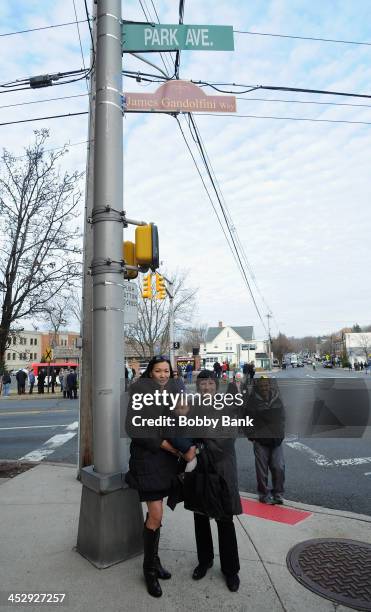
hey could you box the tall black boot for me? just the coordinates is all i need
[143,525,162,598]
[153,527,171,579]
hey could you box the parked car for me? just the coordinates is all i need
[297,360,304,367]
[322,361,333,368]
[272,359,280,368]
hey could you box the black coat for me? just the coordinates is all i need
[125,377,179,493]
[186,397,242,516]
[203,438,242,516]
[245,386,285,447]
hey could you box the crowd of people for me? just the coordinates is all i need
[0,367,78,398]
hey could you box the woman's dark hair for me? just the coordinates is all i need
[141,355,174,379]
[196,369,219,391]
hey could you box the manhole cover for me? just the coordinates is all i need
[287,538,371,611]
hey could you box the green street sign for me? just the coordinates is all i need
[122,23,234,52]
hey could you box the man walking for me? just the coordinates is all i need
[28,370,35,394]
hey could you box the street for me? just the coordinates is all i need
[1,365,370,515]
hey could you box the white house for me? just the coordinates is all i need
[344,332,371,366]
[200,322,270,370]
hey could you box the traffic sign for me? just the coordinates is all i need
[122,23,234,52]
[45,347,52,362]
[173,342,180,349]
[123,280,138,325]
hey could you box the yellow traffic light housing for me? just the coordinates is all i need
[122,241,138,279]
[135,223,159,271]
[142,273,153,299]
[155,273,166,300]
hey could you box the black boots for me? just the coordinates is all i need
[153,527,171,580]
[143,524,171,598]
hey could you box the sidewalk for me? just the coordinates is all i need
[0,463,370,612]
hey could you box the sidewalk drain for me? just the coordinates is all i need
[286,538,371,611]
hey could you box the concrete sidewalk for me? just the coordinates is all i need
[0,464,370,612]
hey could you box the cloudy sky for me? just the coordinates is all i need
[1,0,371,339]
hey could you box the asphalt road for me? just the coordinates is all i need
[236,365,371,516]
[1,366,370,515]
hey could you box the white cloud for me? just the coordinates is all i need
[1,0,370,339]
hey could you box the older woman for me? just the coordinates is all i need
[125,356,188,598]
[187,370,242,592]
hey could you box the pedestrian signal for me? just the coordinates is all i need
[142,273,152,299]
[135,223,159,271]
[122,241,138,279]
[155,273,166,300]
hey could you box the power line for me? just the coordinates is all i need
[193,80,371,100]
[185,115,268,332]
[190,112,371,126]
[72,0,88,92]
[234,29,371,47]
[12,140,91,160]
[0,19,89,38]
[187,114,277,330]
[236,95,371,109]
[0,93,88,110]
[84,0,95,53]
[177,112,267,331]
[137,0,175,78]
[175,117,250,303]
[0,111,88,128]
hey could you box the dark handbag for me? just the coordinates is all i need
[183,446,233,519]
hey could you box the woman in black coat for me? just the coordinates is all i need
[188,370,242,592]
[125,356,186,599]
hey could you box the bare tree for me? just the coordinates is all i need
[125,270,198,359]
[179,324,207,354]
[0,130,82,371]
[271,333,294,364]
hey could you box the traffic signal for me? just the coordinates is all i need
[135,223,159,271]
[155,273,166,300]
[122,241,138,279]
[142,273,152,299]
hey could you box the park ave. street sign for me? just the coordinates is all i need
[122,23,234,52]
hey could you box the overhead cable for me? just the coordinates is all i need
[234,29,371,47]
[0,111,88,128]
[190,112,371,126]
[192,80,371,100]
[0,19,89,38]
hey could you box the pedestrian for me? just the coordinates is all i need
[213,361,221,379]
[245,376,285,505]
[185,361,193,383]
[247,361,255,384]
[38,368,45,393]
[360,361,364,371]
[16,369,27,395]
[59,368,65,394]
[125,355,190,598]
[2,370,11,397]
[184,370,241,592]
[66,369,77,399]
[50,368,56,393]
[28,370,35,394]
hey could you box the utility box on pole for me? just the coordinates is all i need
[77,0,143,569]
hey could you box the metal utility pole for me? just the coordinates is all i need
[78,0,96,472]
[168,291,175,369]
[77,0,143,568]
[266,313,272,370]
